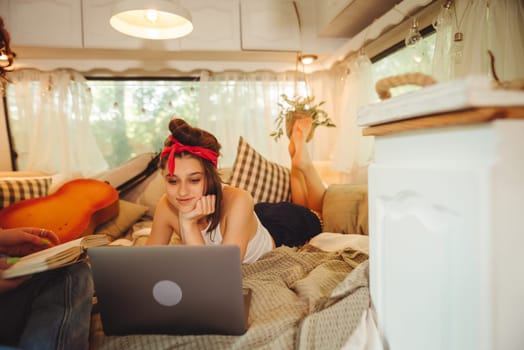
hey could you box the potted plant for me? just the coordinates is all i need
[270,94,336,142]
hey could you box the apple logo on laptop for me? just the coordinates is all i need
[152,280,183,307]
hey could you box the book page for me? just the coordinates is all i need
[1,234,110,279]
[16,237,86,264]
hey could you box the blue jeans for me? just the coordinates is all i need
[0,262,94,350]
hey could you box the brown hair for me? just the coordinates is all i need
[159,118,223,236]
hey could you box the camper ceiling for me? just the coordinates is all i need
[318,0,401,38]
[2,0,434,73]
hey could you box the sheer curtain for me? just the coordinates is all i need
[198,69,347,179]
[198,70,301,168]
[433,0,524,82]
[328,54,375,185]
[7,68,108,179]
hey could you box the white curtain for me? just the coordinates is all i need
[7,69,108,179]
[329,54,376,184]
[198,70,304,168]
[307,69,340,164]
[198,70,348,180]
[433,0,524,82]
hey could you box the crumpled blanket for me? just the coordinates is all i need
[89,244,369,350]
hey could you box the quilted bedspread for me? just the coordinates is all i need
[89,244,369,350]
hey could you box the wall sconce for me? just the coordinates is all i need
[110,0,193,40]
[298,54,318,65]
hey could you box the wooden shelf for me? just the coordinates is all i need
[362,107,524,136]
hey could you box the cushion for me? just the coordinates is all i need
[138,172,165,219]
[94,200,149,239]
[95,152,157,189]
[0,175,53,209]
[229,137,291,203]
[309,232,369,254]
[322,184,368,235]
[254,202,321,247]
[220,167,233,184]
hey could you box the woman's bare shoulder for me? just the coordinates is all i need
[155,194,177,217]
[222,185,254,207]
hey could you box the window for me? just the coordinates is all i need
[87,76,306,169]
[86,78,199,168]
[371,30,436,99]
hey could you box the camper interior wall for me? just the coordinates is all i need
[0,97,11,170]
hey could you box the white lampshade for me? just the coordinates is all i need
[110,0,193,40]
[299,54,318,65]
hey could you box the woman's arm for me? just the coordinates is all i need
[177,195,214,246]
[221,188,258,261]
[146,195,177,245]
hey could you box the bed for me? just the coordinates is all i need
[86,140,375,349]
[0,141,376,349]
[89,244,370,349]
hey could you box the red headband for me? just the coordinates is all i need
[160,135,219,176]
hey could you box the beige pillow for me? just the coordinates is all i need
[322,184,368,235]
[219,167,232,184]
[94,200,148,239]
[138,172,165,219]
[95,152,157,189]
[309,232,369,254]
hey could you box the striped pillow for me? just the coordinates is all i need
[229,137,290,203]
[0,177,52,209]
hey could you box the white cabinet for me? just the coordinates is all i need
[239,0,300,51]
[179,0,240,51]
[367,112,524,350]
[2,0,83,48]
[315,0,351,35]
[1,0,304,53]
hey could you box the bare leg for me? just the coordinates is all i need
[289,118,326,214]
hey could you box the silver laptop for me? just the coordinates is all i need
[87,245,251,336]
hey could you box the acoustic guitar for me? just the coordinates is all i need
[0,178,119,243]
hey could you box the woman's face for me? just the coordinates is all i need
[163,155,207,213]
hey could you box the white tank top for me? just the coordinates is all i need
[200,215,273,264]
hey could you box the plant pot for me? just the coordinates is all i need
[285,111,316,142]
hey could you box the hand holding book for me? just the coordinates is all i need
[0,227,60,292]
[0,228,110,280]
[0,227,59,256]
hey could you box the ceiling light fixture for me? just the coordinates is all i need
[110,0,193,40]
[299,54,318,65]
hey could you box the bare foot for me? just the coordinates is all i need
[294,117,313,139]
[290,118,313,170]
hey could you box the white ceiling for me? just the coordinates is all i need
[5,0,436,74]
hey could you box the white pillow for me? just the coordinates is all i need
[308,232,369,255]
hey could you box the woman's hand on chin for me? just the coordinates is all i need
[179,195,216,223]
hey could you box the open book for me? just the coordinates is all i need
[1,234,110,279]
